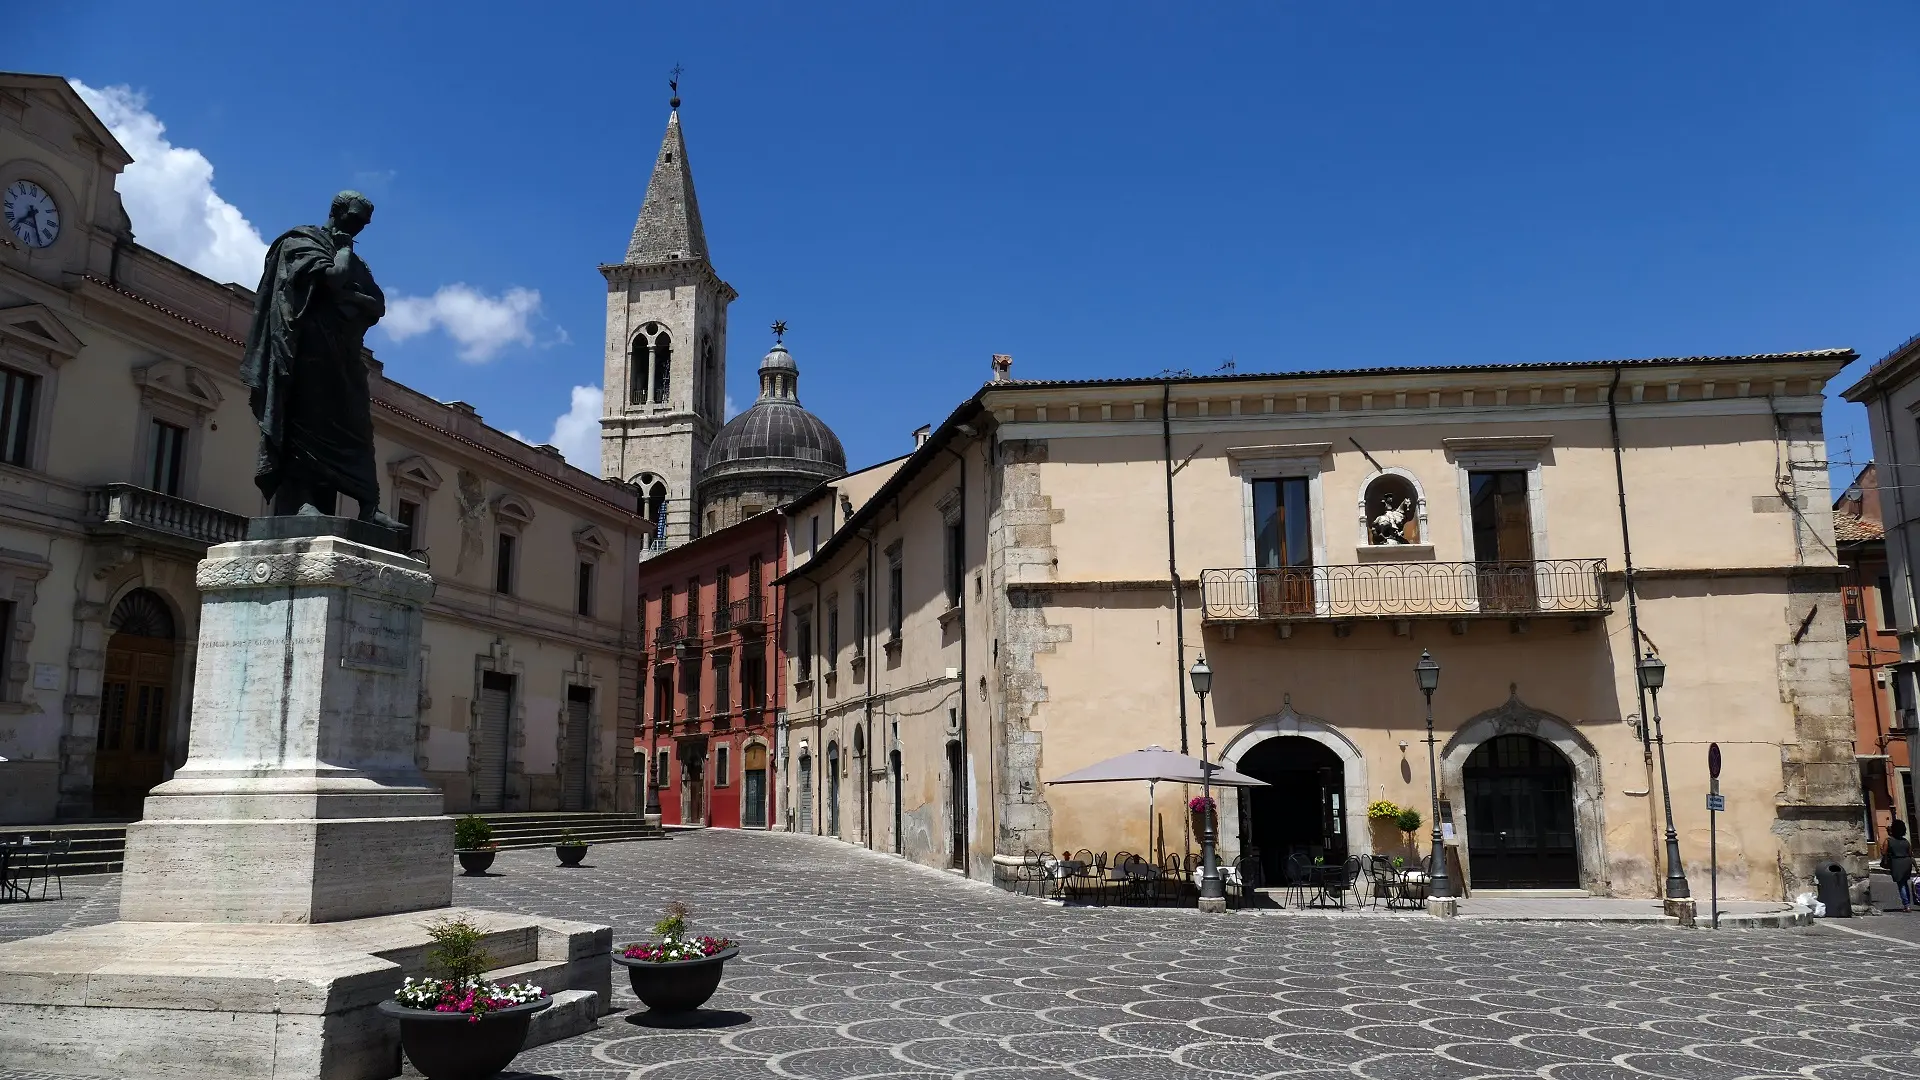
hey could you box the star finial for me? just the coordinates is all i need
[669,64,684,110]
[771,320,787,343]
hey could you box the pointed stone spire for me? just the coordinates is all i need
[625,98,709,265]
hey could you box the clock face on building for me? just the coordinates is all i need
[3,180,60,249]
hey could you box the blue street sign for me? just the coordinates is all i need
[1705,793,1726,812]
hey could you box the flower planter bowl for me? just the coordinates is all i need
[555,843,589,867]
[377,996,550,1080]
[615,946,739,1012]
[455,849,496,876]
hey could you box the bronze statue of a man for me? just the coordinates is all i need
[240,190,401,529]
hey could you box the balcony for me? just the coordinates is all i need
[1199,560,1610,623]
[84,483,248,552]
[714,596,766,635]
[652,615,701,652]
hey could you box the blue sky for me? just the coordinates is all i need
[14,4,1917,490]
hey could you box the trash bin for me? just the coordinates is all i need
[1814,862,1852,918]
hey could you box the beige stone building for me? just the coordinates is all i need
[782,349,1862,900]
[0,73,645,823]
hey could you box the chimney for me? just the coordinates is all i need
[913,424,932,449]
[991,353,1013,382]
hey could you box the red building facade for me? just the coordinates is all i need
[637,512,786,828]
[1836,464,1915,840]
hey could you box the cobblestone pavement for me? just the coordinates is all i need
[3,830,1918,1079]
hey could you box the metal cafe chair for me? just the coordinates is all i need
[36,836,70,901]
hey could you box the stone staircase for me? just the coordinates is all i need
[477,812,666,849]
[0,823,134,877]
[1,812,664,878]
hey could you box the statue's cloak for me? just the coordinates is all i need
[239,225,382,506]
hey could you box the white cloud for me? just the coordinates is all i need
[383,284,542,362]
[507,385,603,472]
[725,393,739,419]
[71,80,270,285]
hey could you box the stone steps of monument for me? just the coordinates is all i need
[0,824,133,876]
[476,812,666,849]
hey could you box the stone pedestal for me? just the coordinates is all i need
[1425,896,1459,918]
[120,534,449,923]
[0,531,613,1079]
[1664,896,1697,927]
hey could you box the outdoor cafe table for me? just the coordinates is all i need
[0,839,24,901]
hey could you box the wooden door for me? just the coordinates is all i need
[1464,735,1579,888]
[1469,471,1537,613]
[1253,477,1315,615]
[742,743,768,828]
[95,634,174,818]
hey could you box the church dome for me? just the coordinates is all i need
[702,340,846,478]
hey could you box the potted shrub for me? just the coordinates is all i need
[555,828,589,868]
[1394,807,1423,856]
[614,901,738,1013]
[454,815,497,876]
[377,916,548,1080]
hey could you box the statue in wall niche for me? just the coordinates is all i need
[240,190,402,529]
[1369,495,1414,545]
[453,469,489,577]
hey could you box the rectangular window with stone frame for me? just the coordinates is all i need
[494,533,516,595]
[938,489,963,608]
[148,420,187,497]
[852,572,867,659]
[396,498,422,551]
[826,598,839,674]
[794,608,813,681]
[742,644,766,711]
[713,652,732,716]
[0,365,34,468]
[886,541,904,643]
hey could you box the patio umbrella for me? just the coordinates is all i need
[1046,746,1267,861]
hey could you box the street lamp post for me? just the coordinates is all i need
[1415,650,1452,900]
[1190,656,1225,911]
[1638,651,1690,900]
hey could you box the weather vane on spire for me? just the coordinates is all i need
[669,64,684,110]
[771,320,787,343]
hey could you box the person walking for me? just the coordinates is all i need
[1885,819,1914,913]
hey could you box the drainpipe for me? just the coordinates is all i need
[1162,382,1191,756]
[939,429,976,876]
[1609,365,1660,895]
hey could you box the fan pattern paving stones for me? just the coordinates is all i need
[1,831,1917,1079]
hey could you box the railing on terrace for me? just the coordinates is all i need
[1199,560,1609,621]
[712,596,765,634]
[85,483,248,547]
[651,615,701,650]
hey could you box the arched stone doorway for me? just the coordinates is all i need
[1463,734,1578,888]
[1219,697,1368,886]
[94,589,177,818]
[1236,736,1349,886]
[1441,689,1608,893]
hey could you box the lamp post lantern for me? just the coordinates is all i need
[1637,651,1690,900]
[1415,650,1452,899]
[1190,656,1225,910]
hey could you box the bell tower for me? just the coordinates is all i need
[600,76,734,550]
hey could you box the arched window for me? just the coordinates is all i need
[631,323,672,405]
[636,474,668,539]
[1360,471,1424,546]
[700,333,717,417]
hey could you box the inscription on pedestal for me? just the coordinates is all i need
[342,591,414,673]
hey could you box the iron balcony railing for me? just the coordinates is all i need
[711,596,765,635]
[84,483,248,547]
[1199,559,1610,621]
[652,615,701,650]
